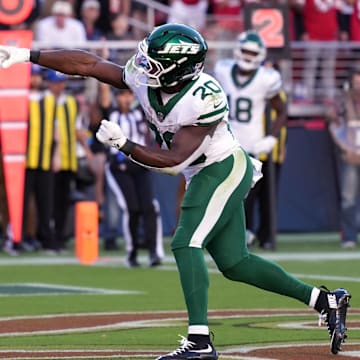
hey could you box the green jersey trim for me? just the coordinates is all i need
[148,79,197,120]
[197,104,227,120]
[231,64,258,88]
[195,116,224,126]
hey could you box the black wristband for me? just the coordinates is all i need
[30,50,40,64]
[121,140,136,155]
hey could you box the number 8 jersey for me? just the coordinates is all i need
[214,58,282,153]
[124,55,240,181]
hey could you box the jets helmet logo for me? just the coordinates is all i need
[158,40,200,55]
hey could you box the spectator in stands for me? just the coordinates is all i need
[29,64,44,96]
[328,64,360,249]
[73,0,106,34]
[345,0,360,41]
[168,0,209,32]
[99,83,164,266]
[79,0,131,34]
[337,0,353,41]
[40,0,61,17]
[35,1,87,48]
[297,0,339,103]
[289,0,305,41]
[106,14,135,65]
[154,0,170,26]
[208,0,242,42]
[130,2,149,40]
[107,0,131,17]
[79,0,103,40]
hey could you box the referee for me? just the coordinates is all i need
[100,84,164,267]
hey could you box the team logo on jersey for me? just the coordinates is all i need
[213,100,223,109]
[158,40,200,55]
[157,111,165,121]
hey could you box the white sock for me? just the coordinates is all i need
[188,325,209,335]
[309,287,321,308]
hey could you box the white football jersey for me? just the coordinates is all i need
[124,56,240,181]
[214,59,282,152]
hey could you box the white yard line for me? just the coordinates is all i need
[0,310,358,359]
[1,343,360,360]
[0,251,359,266]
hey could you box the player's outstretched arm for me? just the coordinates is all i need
[0,46,126,89]
[96,119,216,175]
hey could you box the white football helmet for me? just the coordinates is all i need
[234,30,266,71]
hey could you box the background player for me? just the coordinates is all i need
[214,30,287,250]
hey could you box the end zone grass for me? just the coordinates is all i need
[0,233,357,359]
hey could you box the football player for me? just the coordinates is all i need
[214,30,287,250]
[0,23,350,359]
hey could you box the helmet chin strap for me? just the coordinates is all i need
[162,84,182,93]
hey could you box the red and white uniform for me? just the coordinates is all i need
[168,0,208,30]
[350,0,360,41]
[300,0,338,40]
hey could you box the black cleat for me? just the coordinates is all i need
[156,335,218,360]
[318,287,351,354]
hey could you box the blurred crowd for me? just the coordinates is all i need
[2,1,359,44]
[1,0,360,257]
[2,0,360,102]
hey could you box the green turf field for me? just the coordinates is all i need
[0,233,358,359]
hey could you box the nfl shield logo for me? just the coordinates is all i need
[157,112,165,121]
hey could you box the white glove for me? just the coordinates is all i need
[249,156,263,187]
[0,45,30,68]
[252,135,277,155]
[96,119,127,150]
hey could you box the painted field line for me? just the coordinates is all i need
[0,308,358,359]
[0,350,163,360]
[0,350,273,360]
[225,341,360,359]
[0,282,143,297]
[2,342,360,360]
[278,319,360,330]
[292,273,360,283]
[0,308,323,321]
[2,307,356,321]
[0,251,360,267]
[159,264,360,284]
[0,309,358,337]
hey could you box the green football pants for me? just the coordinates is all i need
[172,149,313,326]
